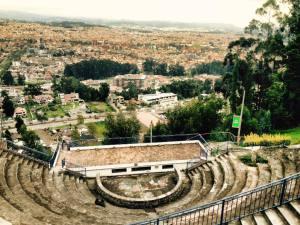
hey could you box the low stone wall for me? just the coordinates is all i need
[96,169,189,208]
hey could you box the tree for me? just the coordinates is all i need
[153,63,168,75]
[104,113,141,144]
[15,116,25,133]
[159,80,205,99]
[17,74,26,85]
[3,130,12,141]
[64,59,138,80]
[99,83,110,101]
[168,64,185,76]
[2,95,15,117]
[191,61,226,76]
[150,96,224,135]
[142,58,155,73]
[2,71,14,85]
[24,84,42,96]
[120,82,138,100]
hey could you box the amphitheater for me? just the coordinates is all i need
[0,139,299,225]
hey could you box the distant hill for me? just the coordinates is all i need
[0,10,242,33]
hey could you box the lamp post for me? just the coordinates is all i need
[237,88,245,145]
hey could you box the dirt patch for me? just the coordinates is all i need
[101,172,177,198]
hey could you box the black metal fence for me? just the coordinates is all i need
[130,172,300,225]
[69,132,237,148]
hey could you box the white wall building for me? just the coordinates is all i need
[138,93,178,106]
[56,140,207,177]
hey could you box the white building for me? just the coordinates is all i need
[138,93,178,106]
[56,140,207,177]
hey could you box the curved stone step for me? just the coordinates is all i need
[206,160,224,201]
[257,164,271,186]
[75,178,97,203]
[156,172,202,214]
[18,161,63,215]
[216,155,235,199]
[5,157,69,225]
[282,159,297,177]
[269,159,284,181]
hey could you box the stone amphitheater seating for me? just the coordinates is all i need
[0,147,299,225]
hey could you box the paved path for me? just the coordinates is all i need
[4,116,106,133]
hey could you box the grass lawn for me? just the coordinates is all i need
[278,127,300,144]
[86,122,106,139]
[87,102,114,113]
[46,106,65,118]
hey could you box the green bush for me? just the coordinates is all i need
[239,154,268,167]
[239,154,256,167]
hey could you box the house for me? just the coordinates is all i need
[59,93,80,105]
[33,94,54,104]
[113,74,148,89]
[109,95,125,105]
[14,107,26,117]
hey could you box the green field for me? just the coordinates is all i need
[28,102,79,119]
[278,127,300,144]
[86,102,114,113]
[86,122,106,138]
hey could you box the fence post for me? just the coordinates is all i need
[279,179,287,205]
[220,200,226,225]
[156,218,159,225]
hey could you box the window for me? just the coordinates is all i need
[162,164,174,169]
[131,166,151,172]
[112,168,127,173]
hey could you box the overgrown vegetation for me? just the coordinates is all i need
[243,133,291,146]
[239,154,268,167]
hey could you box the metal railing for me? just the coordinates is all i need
[130,172,300,225]
[68,132,237,148]
[49,141,61,168]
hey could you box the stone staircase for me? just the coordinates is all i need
[229,200,300,225]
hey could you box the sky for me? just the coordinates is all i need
[0,0,263,27]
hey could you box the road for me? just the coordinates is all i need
[3,114,106,133]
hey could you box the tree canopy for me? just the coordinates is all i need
[221,0,300,129]
[64,59,139,80]
[103,113,141,144]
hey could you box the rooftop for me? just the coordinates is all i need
[57,141,204,168]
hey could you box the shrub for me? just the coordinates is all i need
[239,154,268,167]
[243,133,291,146]
[239,154,256,167]
[211,148,220,157]
[256,155,268,164]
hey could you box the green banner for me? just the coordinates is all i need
[232,115,241,128]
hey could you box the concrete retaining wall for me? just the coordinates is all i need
[96,169,190,208]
